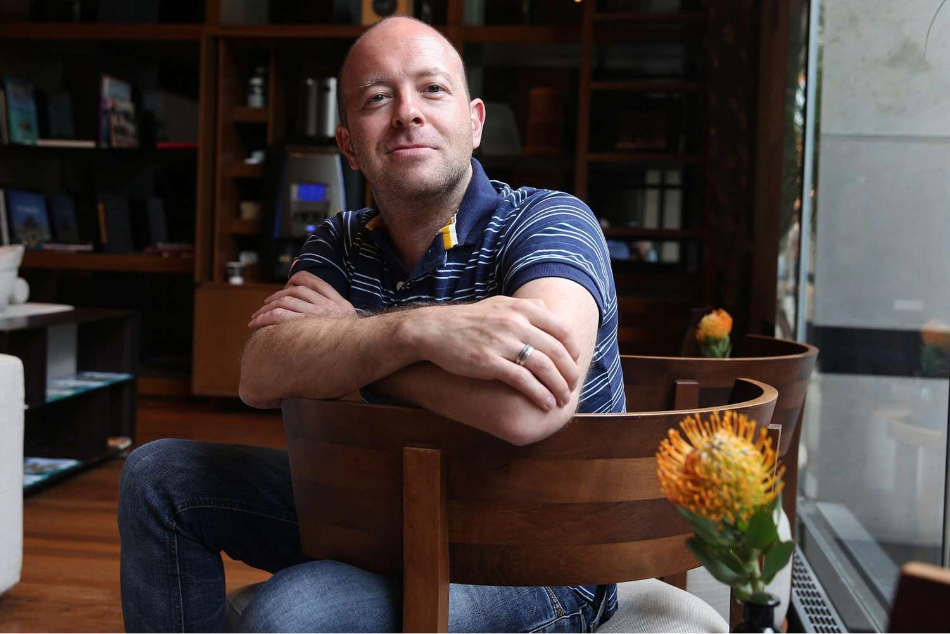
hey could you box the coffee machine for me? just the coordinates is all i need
[263,145,349,280]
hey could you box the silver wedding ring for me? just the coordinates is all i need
[515,343,535,367]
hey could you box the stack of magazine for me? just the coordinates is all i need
[23,457,80,487]
[46,370,133,402]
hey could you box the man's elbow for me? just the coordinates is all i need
[493,399,576,446]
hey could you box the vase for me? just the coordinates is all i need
[733,595,780,633]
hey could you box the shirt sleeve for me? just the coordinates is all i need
[500,192,613,324]
[287,212,358,298]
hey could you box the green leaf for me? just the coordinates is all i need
[761,541,796,584]
[746,509,779,550]
[686,538,747,586]
[679,508,736,548]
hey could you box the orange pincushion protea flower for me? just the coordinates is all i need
[696,309,733,343]
[921,318,950,352]
[656,411,784,524]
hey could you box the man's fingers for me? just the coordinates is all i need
[516,300,581,361]
[248,308,309,331]
[287,271,348,303]
[519,347,572,407]
[249,295,317,322]
[521,331,580,395]
[494,361,557,412]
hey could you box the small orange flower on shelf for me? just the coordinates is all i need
[695,309,733,358]
[655,410,794,607]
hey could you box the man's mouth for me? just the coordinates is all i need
[387,144,433,155]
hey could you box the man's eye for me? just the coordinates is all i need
[425,85,445,94]
[367,93,387,104]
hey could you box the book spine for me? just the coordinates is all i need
[97,202,107,247]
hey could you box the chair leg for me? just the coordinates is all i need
[402,447,450,633]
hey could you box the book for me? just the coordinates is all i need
[42,242,93,252]
[5,77,39,145]
[96,192,134,253]
[107,97,138,148]
[6,189,51,249]
[23,457,81,487]
[47,193,80,243]
[45,90,75,139]
[46,370,133,403]
[0,88,7,145]
[0,189,8,245]
[99,75,133,148]
[35,139,96,148]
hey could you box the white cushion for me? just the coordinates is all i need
[0,354,24,595]
[596,579,728,633]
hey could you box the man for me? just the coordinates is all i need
[119,16,624,632]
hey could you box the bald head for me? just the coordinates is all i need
[336,16,470,127]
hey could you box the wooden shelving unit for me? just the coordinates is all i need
[22,252,194,275]
[0,308,138,494]
[0,23,203,40]
[5,0,722,396]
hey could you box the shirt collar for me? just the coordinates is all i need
[365,157,498,250]
[454,158,499,246]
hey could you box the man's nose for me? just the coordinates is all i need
[392,92,425,128]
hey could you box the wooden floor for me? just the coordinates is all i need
[0,397,286,633]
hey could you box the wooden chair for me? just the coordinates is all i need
[281,378,777,632]
[888,561,950,633]
[620,334,818,530]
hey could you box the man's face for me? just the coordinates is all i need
[336,21,485,201]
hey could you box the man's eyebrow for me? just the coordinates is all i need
[356,69,455,92]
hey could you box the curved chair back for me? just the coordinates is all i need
[619,334,818,528]
[282,378,777,632]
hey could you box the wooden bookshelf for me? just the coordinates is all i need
[460,25,579,43]
[590,80,706,92]
[592,11,707,23]
[21,252,194,275]
[230,106,269,123]
[0,23,203,41]
[223,163,265,178]
[585,152,706,164]
[602,228,704,240]
[231,219,262,235]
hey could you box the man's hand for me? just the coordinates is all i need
[409,296,581,412]
[248,271,356,331]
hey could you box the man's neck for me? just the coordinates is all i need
[373,163,472,272]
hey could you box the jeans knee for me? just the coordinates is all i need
[118,439,197,531]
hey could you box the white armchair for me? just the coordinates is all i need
[0,353,24,595]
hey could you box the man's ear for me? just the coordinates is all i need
[469,98,486,150]
[336,124,360,171]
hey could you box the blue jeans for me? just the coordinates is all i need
[118,439,611,632]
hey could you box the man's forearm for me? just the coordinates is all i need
[240,311,422,408]
[370,362,578,445]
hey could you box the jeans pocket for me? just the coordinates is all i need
[530,609,587,633]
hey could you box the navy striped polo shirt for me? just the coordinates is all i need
[290,158,624,617]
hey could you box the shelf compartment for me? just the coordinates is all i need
[26,371,134,411]
[22,252,194,274]
[461,25,580,43]
[592,11,707,23]
[231,218,263,235]
[224,163,265,179]
[590,80,705,92]
[0,23,203,41]
[602,228,702,240]
[210,24,366,39]
[586,152,705,164]
[230,106,269,123]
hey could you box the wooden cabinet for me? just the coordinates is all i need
[0,308,138,493]
[192,283,280,396]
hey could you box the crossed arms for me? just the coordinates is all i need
[239,271,599,446]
